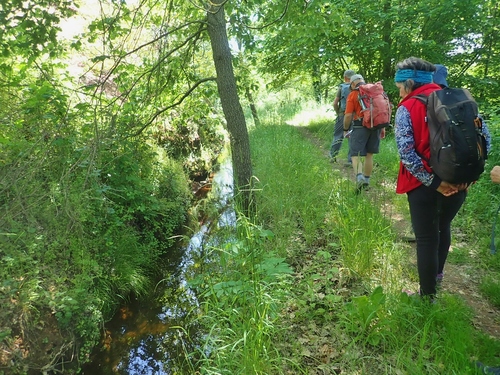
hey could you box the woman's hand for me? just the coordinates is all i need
[454,183,469,191]
[437,182,468,196]
[437,181,460,196]
[491,166,500,184]
[380,128,386,139]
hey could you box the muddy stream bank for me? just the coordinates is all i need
[80,159,235,374]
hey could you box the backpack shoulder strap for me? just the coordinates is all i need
[407,93,430,162]
[411,94,428,104]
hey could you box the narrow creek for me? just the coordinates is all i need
[80,158,235,374]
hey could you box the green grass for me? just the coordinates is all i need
[184,99,500,374]
[480,274,500,308]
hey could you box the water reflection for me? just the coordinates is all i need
[80,158,234,374]
[212,158,236,228]
[80,271,200,374]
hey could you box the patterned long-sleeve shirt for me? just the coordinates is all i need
[395,105,434,186]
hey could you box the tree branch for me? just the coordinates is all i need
[245,0,290,30]
[83,22,207,111]
[122,21,205,59]
[130,77,217,137]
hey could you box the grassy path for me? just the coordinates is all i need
[193,114,500,374]
[295,123,500,341]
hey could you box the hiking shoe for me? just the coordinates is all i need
[402,289,436,303]
[355,181,365,194]
[355,181,369,194]
[436,273,444,288]
[401,234,416,242]
[477,362,500,375]
[402,289,418,296]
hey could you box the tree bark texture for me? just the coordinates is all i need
[245,86,260,127]
[206,2,254,214]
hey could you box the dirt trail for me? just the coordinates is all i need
[297,126,500,341]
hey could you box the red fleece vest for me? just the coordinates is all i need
[396,83,441,194]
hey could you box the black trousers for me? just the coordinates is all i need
[407,185,466,296]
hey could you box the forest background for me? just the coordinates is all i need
[0,0,500,374]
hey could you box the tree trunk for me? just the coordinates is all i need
[245,86,260,127]
[312,63,321,103]
[206,2,254,215]
[381,0,393,81]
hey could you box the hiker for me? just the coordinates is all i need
[491,166,500,184]
[393,57,490,299]
[330,69,356,164]
[397,62,491,245]
[343,74,385,192]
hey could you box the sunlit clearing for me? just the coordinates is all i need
[286,104,334,127]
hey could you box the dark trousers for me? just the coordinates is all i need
[330,115,351,161]
[407,185,466,296]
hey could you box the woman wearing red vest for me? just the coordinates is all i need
[394,57,468,299]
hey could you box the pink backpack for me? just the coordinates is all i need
[357,82,392,130]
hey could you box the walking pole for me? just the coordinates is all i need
[490,203,500,255]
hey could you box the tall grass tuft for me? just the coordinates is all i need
[184,100,500,374]
[186,216,295,374]
[250,123,335,249]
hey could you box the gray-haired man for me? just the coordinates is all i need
[329,69,356,163]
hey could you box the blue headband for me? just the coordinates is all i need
[394,69,434,83]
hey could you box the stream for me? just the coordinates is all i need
[80,158,235,374]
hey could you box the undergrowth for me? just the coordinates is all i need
[0,82,193,373]
[184,100,500,374]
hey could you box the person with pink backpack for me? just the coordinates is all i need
[343,74,387,193]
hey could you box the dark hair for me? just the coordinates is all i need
[395,57,435,91]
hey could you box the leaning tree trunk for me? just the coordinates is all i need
[206,1,254,215]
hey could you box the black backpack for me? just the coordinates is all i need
[413,87,487,184]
